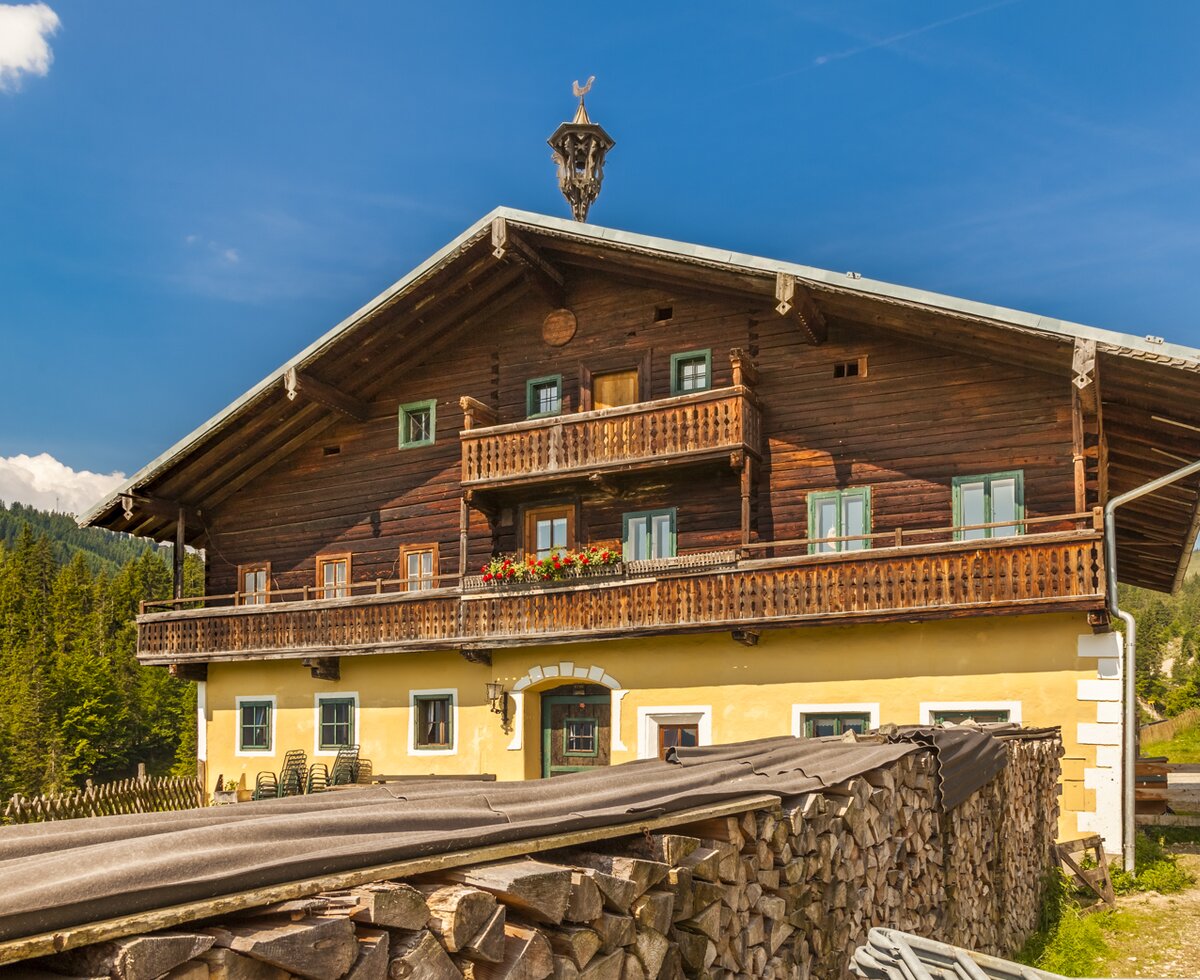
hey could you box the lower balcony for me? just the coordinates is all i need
[137,528,1106,665]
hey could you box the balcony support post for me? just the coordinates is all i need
[739,454,753,549]
[459,495,471,578]
[173,507,186,600]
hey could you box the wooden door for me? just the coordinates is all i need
[541,685,612,777]
[592,369,639,410]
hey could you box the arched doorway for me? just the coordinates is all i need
[540,683,612,778]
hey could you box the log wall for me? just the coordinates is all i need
[201,272,1075,600]
[3,732,1062,980]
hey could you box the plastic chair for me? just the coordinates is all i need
[306,763,329,794]
[252,771,278,800]
[330,744,360,786]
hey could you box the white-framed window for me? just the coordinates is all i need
[636,706,712,760]
[408,688,458,756]
[792,703,880,739]
[919,701,1021,725]
[313,691,359,756]
[235,695,276,757]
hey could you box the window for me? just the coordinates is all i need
[526,375,563,418]
[238,699,273,752]
[932,709,1011,725]
[564,717,599,757]
[637,707,711,760]
[413,693,454,750]
[316,555,351,599]
[953,471,1023,540]
[317,696,355,750]
[670,349,712,395]
[803,712,871,738]
[833,357,868,379]
[808,488,871,553]
[399,399,436,448]
[238,564,270,605]
[792,703,879,739]
[401,544,439,591]
[657,723,698,759]
[523,505,575,559]
[623,508,677,561]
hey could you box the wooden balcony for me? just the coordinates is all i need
[137,528,1105,665]
[459,385,761,491]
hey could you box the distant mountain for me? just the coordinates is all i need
[0,500,157,573]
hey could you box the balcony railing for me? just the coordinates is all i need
[459,385,761,491]
[137,522,1105,665]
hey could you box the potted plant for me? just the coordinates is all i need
[480,545,623,588]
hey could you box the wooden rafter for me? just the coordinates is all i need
[284,369,371,422]
[491,216,567,308]
[774,273,826,344]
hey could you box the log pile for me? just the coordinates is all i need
[2,733,1061,980]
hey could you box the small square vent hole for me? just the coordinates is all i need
[654,305,674,323]
[323,445,342,457]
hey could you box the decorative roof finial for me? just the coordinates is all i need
[549,76,614,223]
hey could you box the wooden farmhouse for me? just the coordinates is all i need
[82,207,1200,851]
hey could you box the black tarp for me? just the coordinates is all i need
[0,730,1027,942]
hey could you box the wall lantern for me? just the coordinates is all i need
[486,681,509,725]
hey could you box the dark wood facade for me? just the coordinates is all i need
[197,271,1084,603]
[80,210,1200,663]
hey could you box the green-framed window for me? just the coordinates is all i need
[414,693,453,749]
[398,399,436,449]
[623,508,677,561]
[952,471,1023,540]
[526,375,563,419]
[317,697,355,750]
[803,712,871,738]
[932,708,1011,725]
[808,487,871,553]
[238,700,272,751]
[670,349,712,395]
[564,716,599,757]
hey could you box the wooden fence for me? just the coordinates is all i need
[3,772,204,825]
[1140,705,1200,745]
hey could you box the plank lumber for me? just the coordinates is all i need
[46,932,215,980]
[436,860,572,924]
[344,929,388,980]
[202,918,358,980]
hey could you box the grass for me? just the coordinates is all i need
[1143,719,1200,763]
[1017,834,1197,977]
[1110,833,1196,895]
[1017,871,1121,977]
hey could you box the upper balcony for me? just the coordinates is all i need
[459,384,761,493]
[136,515,1106,666]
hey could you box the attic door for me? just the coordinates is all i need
[592,370,639,410]
[541,684,611,778]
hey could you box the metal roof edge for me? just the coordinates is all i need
[497,207,1200,366]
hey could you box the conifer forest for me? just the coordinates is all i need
[0,501,201,800]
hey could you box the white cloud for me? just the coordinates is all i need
[0,452,125,517]
[185,234,241,264]
[0,3,61,92]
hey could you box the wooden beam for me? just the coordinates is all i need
[119,494,201,528]
[283,368,371,422]
[173,508,186,600]
[305,657,341,681]
[461,649,493,666]
[491,216,567,308]
[774,273,826,344]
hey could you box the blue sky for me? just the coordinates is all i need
[2,1,1199,497]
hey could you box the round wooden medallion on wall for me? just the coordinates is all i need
[542,308,577,347]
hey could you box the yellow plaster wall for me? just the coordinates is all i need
[203,613,1097,837]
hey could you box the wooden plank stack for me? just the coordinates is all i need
[2,733,1061,980]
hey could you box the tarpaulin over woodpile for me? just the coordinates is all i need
[0,729,1036,942]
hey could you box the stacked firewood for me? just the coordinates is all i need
[9,734,1060,980]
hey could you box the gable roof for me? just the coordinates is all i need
[81,206,1200,592]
